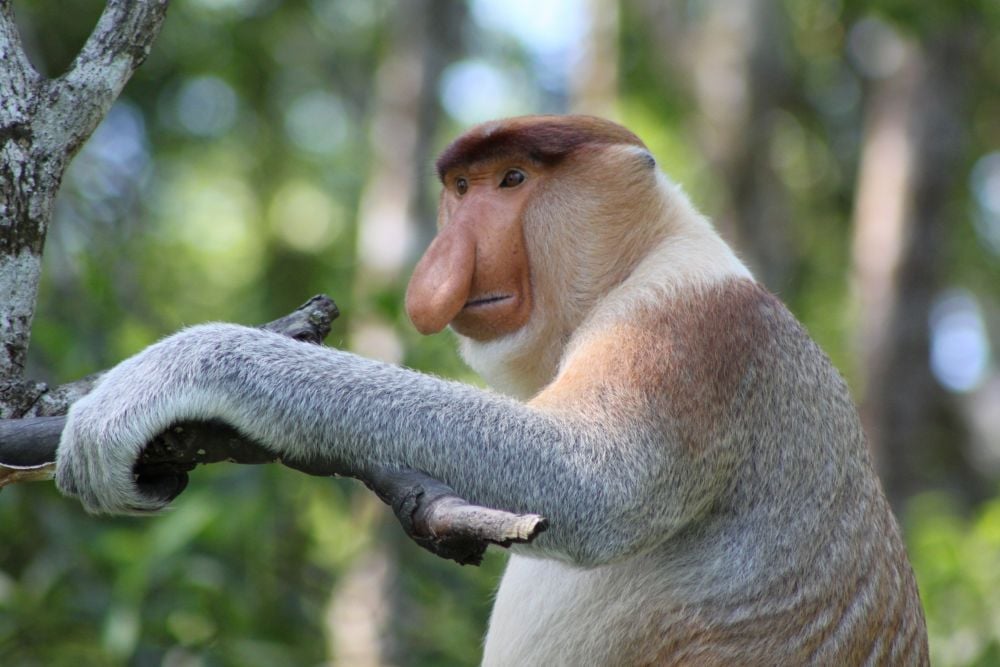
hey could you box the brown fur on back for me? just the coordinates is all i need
[536,278,929,665]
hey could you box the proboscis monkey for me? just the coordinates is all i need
[56,115,929,665]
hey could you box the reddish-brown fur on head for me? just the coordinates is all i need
[435,115,649,182]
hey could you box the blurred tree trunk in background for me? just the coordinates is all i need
[326,510,397,667]
[354,1,464,288]
[633,0,796,293]
[350,0,466,361]
[570,0,619,118]
[687,0,795,292]
[331,2,467,665]
[850,24,981,508]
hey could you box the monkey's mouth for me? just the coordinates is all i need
[452,289,530,341]
[464,294,512,309]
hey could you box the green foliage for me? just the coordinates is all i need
[908,492,1000,666]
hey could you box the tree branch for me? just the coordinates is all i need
[42,0,170,158]
[0,295,547,565]
[0,0,169,387]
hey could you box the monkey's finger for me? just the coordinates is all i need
[133,470,189,507]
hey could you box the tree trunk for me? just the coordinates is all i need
[354,0,465,287]
[850,25,979,506]
[0,0,168,415]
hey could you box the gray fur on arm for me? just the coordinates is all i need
[56,323,719,565]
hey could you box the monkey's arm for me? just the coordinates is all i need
[57,324,730,564]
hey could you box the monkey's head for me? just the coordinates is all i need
[405,115,667,396]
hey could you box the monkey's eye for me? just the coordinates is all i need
[500,169,525,188]
[456,177,469,195]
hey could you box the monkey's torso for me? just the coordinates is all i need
[484,280,928,666]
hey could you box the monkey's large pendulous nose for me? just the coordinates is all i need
[405,225,476,335]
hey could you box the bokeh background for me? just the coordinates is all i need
[1,0,999,665]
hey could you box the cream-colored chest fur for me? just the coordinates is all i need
[483,554,674,667]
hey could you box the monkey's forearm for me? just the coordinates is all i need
[58,324,705,563]
[187,326,655,563]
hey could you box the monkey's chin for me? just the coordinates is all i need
[451,293,530,342]
[456,325,540,399]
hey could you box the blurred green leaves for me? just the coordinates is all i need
[908,491,1000,666]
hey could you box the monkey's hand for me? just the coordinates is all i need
[55,331,213,514]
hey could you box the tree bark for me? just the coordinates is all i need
[0,0,168,412]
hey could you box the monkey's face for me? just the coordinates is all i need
[405,161,538,342]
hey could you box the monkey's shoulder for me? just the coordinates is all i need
[539,278,856,446]
[570,279,825,394]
